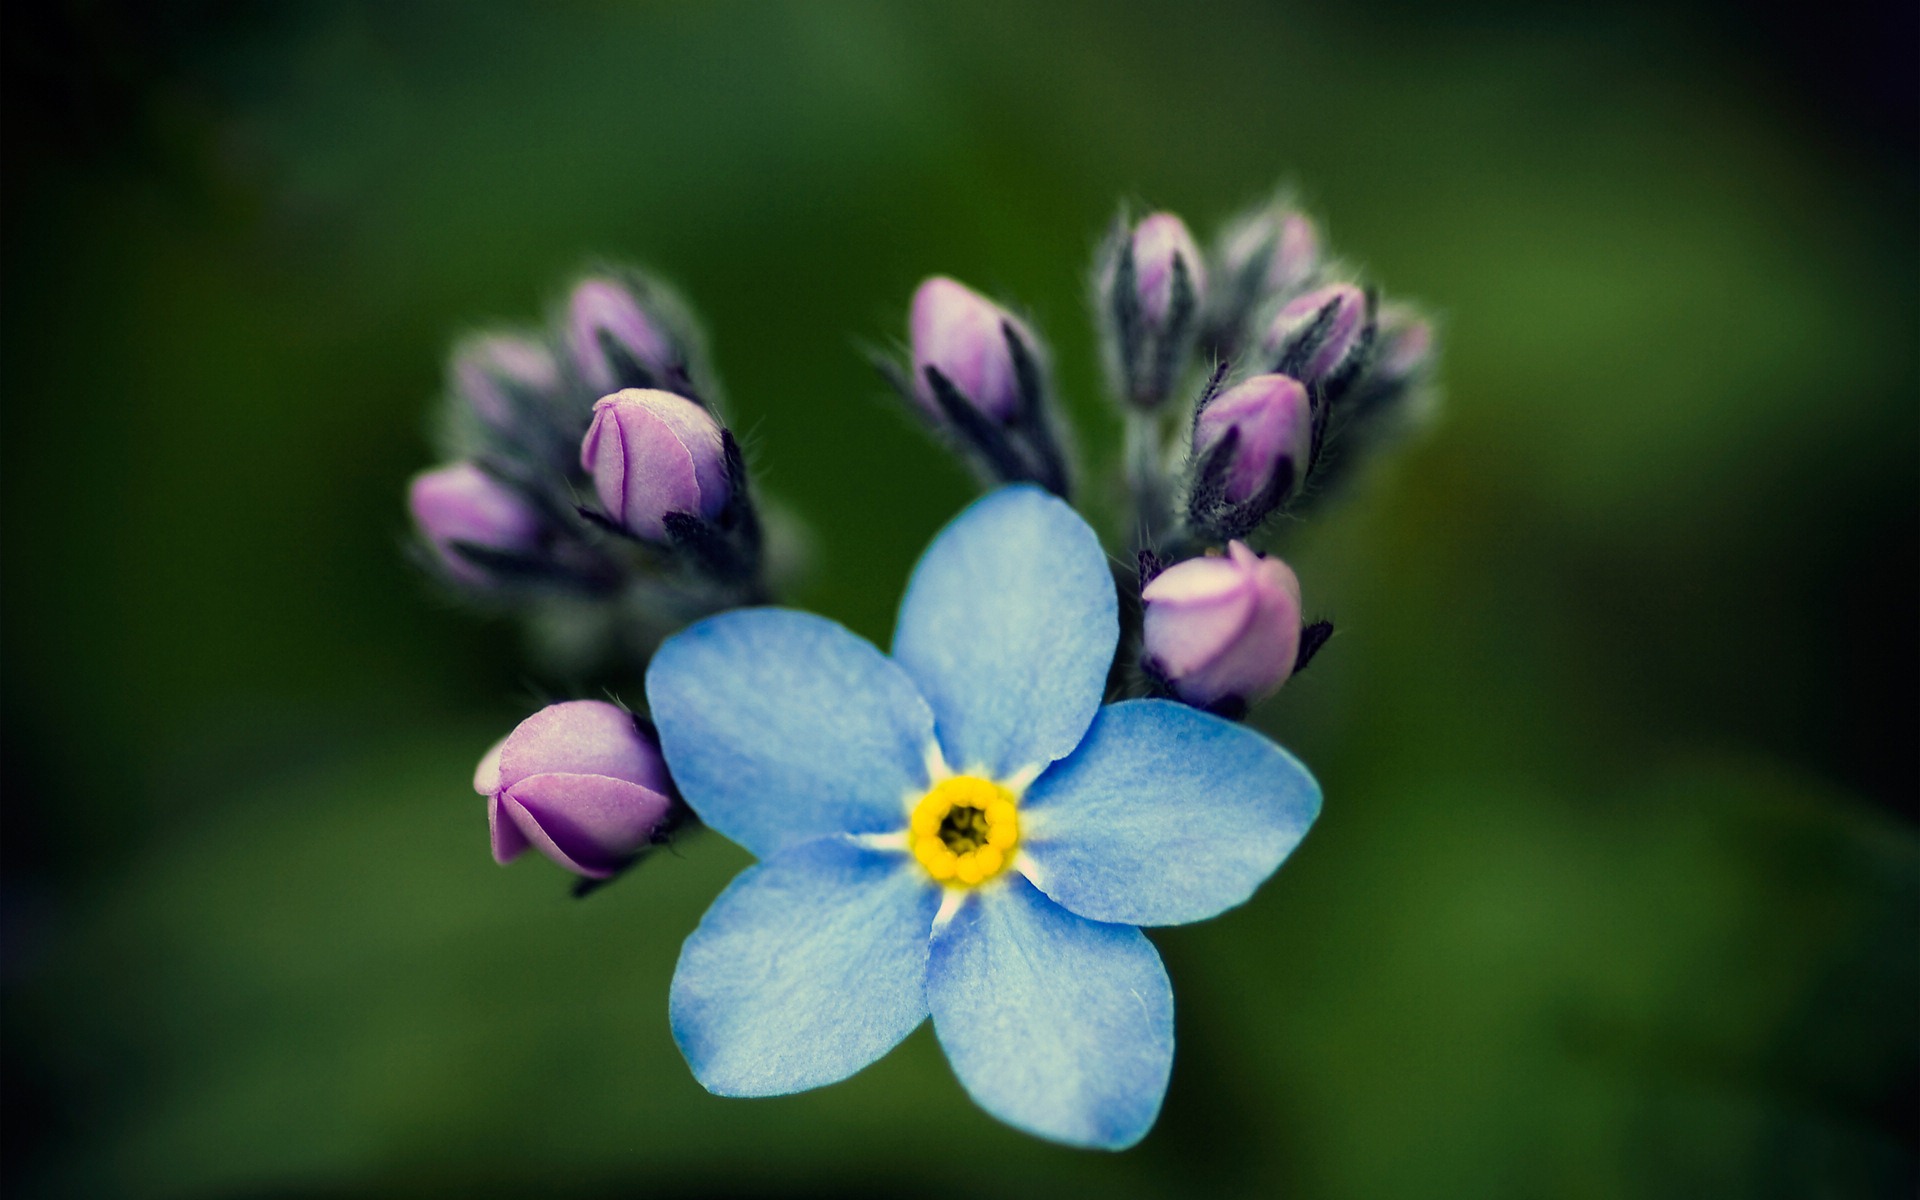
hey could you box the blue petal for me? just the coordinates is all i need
[891,486,1118,779]
[647,609,936,858]
[1020,699,1320,927]
[927,875,1172,1150]
[671,838,940,1096]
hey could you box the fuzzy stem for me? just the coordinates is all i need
[1122,409,1171,553]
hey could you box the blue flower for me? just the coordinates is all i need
[645,485,1321,1149]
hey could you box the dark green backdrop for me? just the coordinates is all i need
[4,2,1914,1196]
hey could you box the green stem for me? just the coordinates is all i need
[1122,409,1170,553]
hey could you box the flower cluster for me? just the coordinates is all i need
[406,269,771,665]
[410,193,1437,1147]
[871,196,1435,712]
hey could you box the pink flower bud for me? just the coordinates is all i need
[475,700,675,878]
[1374,302,1435,382]
[580,388,730,541]
[1142,542,1304,708]
[909,276,1029,423]
[1223,209,1320,294]
[1126,212,1207,327]
[450,333,560,429]
[1261,283,1369,383]
[1194,373,1312,505]
[566,277,677,394]
[407,463,543,584]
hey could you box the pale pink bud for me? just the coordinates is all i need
[1142,542,1304,708]
[566,277,677,394]
[450,333,561,428]
[1126,212,1208,327]
[475,700,675,878]
[580,389,730,541]
[1193,373,1312,505]
[909,276,1029,422]
[1375,302,1435,382]
[1223,209,1320,294]
[407,463,543,584]
[1262,283,1369,383]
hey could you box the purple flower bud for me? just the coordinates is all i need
[1194,373,1312,505]
[475,700,675,878]
[450,333,561,428]
[1142,542,1304,708]
[580,388,730,541]
[566,277,677,394]
[1222,208,1319,295]
[909,276,1029,423]
[1126,212,1207,327]
[1261,283,1370,383]
[1374,302,1435,382]
[407,463,543,584]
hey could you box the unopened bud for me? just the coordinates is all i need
[566,277,678,394]
[407,463,543,584]
[1222,208,1319,296]
[1193,373,1311,506]
[1261,283,1371,385]
[1373,302,1435,384]
[450,333,561,429]
[1124,212,1207,329]
[1142,542,1304,709]
[581,389,731,541]
[1098,211,1207,409]
[475,700,675,878]
[909,276,1028,423]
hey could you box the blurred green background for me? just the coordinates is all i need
[4,1,1914,1196]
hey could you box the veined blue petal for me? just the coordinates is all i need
[1020,699,1320,927]
[647,609,936,858]
[891,486,1118,779]
[671,838,939,1096]
[927,875,1172,1150]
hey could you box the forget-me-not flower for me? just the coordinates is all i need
[645,486,1321,1149]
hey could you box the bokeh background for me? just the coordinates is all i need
[4,1,1915,1196]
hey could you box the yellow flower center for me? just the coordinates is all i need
[909,775,1019,886]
